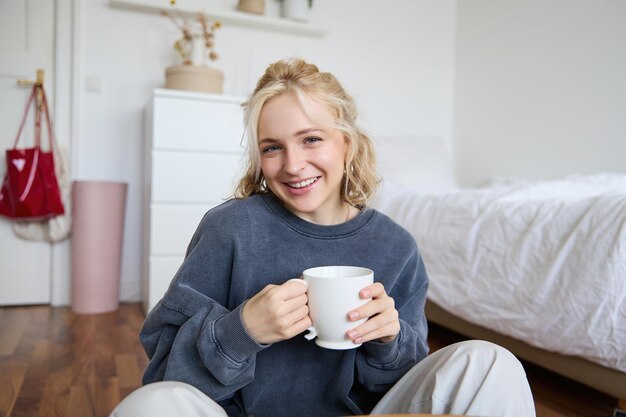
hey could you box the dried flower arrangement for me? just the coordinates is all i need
[163,4,221,65]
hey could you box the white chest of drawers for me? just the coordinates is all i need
[142,88,245,313]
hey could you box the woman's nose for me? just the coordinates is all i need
[283,148,306,174]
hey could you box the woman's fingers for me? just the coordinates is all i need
[242,279,309,344]
[289,305,313,333]
[272,279,308,301]
[352,321,400,344]
[347,308,399,342]
[357,281,385,299]
[345,281,400,344]
[275,298,309,326]
[347,291,394,321]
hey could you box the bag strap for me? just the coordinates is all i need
[42,86,68,179]
[12,84,56,151]
[35,88,42,149]
[12,85,38,149]
[39,85,57,153]
[13,85,58,203]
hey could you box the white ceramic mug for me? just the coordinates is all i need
[299,266,373,350]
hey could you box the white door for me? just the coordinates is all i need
[0,0,55,305]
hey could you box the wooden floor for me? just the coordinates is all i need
[0,303,147,417]
[0,303,621,417]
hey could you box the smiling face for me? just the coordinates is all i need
[258,93,348,225]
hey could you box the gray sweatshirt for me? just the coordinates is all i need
[140,193,429,417]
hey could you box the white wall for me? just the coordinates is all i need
[453,0,626,186]
[74,0,456,301]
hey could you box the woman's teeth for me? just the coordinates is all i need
[288,177,318,189]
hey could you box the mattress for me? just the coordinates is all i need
[376,173,626,372]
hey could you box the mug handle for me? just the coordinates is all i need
[286,278,316,341]
[304,326,317,341]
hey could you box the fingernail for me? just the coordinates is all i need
[361,290,370,298]
[348,311,359,320]
[354,337,363,344]
[347,330,357,339]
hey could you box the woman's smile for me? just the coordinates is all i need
[286,176,320,189]
[283,176,321,196]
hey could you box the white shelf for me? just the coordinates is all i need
[109,0,327,38]
[153,88,243,104]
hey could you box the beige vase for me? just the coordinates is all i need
[165,65,224,94]
[237,0,265,15]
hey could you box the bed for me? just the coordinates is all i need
[371,135,626,401]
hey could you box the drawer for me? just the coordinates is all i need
[153,96,244,153]
[151,150,244,203]
[150,204,213,256]
[147,256,184,312]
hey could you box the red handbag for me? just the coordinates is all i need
[0,84,65,220]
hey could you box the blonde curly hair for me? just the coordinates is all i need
[234,58,378,208]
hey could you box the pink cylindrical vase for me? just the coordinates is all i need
[71,180,128,314]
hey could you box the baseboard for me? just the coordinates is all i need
[51,277,142,307]
[120,280,142,302]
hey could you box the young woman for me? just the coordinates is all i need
[111,59,535,417]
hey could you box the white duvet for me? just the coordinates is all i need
[376,173,626,372]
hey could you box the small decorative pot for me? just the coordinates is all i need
[165,65,224,94]
[237,0,265,15]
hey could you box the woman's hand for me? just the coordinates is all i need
[242,279,311,345]
[345,282,400,344]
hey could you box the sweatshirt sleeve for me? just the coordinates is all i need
[354,244,430,394]
[140,210,268,402]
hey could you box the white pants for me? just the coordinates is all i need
[111,341,536,417]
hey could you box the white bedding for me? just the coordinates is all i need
[376,173,626,372]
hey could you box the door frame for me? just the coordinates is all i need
[50,0,81,305]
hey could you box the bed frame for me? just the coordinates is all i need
[425,300,626,404]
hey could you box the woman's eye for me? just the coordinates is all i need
[262,145,280,154]
[304,136,322,144]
